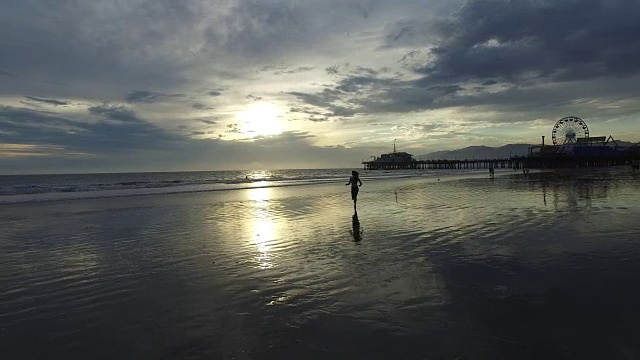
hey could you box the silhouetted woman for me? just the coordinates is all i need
[346,170,363,209]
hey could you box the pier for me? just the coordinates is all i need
[362,154,640,171]
[363,117,640,171]
[362,158,524,170]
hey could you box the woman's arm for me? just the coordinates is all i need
[358,178,363,186]
[346,177,352,186]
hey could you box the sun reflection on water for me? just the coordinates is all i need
[246,170,271,181]
[248,186,270,206]
[247,187,278,269]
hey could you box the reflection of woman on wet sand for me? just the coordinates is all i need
[352,211,362,242]
[346,171,363,210]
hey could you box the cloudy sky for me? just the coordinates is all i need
[2,0,640,174]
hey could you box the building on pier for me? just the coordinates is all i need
[364,141,418,170]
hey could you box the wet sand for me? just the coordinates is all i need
[3,168,640,359]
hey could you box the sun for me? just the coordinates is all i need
[237,102,285,136]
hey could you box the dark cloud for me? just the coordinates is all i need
[195,0,402,62]
[351,0,375,19]
[390,0,640,84]
[207,91,222,96]
[203,1,304,56]
[308,116,330,122]
[293,66,314,72]
[24,96,69,106]
[1,70,16,77]
[259,64,313,75]
[278,67,313,75]
[288,105,332,122]
[288,90,359,118]
[226,123,241,133]
[0,105,177,156]
[336,75,384,93]
[444,80,640,121]
[279,66,314,75]
[246,95,264,101]
[192,103,213,110]
[0,106,85,134]
[288,62,464,118]
[331,107,358,117]
[89,104,142,123]
[260,64,286,72]
[291,69,640,126]
[0,2,194,92]
[385,20,420,44]
[200,119,217,125]
[287,0,640,123]
[289,75,463,116]
[326,65,340,75]
[19,101,44,109]
[288,91,338,107]
[353,67,379,76]
[124,90,183,103]
[289,106,325,116]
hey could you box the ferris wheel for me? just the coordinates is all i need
[552,116,589,145]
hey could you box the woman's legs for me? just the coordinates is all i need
[351,187,358,209]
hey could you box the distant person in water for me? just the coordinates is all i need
[346,171,363,209]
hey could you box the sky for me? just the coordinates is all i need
[2,0,640,174]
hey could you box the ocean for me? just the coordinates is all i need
[0,168,486,204]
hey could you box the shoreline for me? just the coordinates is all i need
[0,167,517,205]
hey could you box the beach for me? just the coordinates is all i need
[2,167,640,359]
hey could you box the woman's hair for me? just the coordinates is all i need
[352,170,359,176]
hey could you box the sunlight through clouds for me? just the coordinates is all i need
[237,102,286,137]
